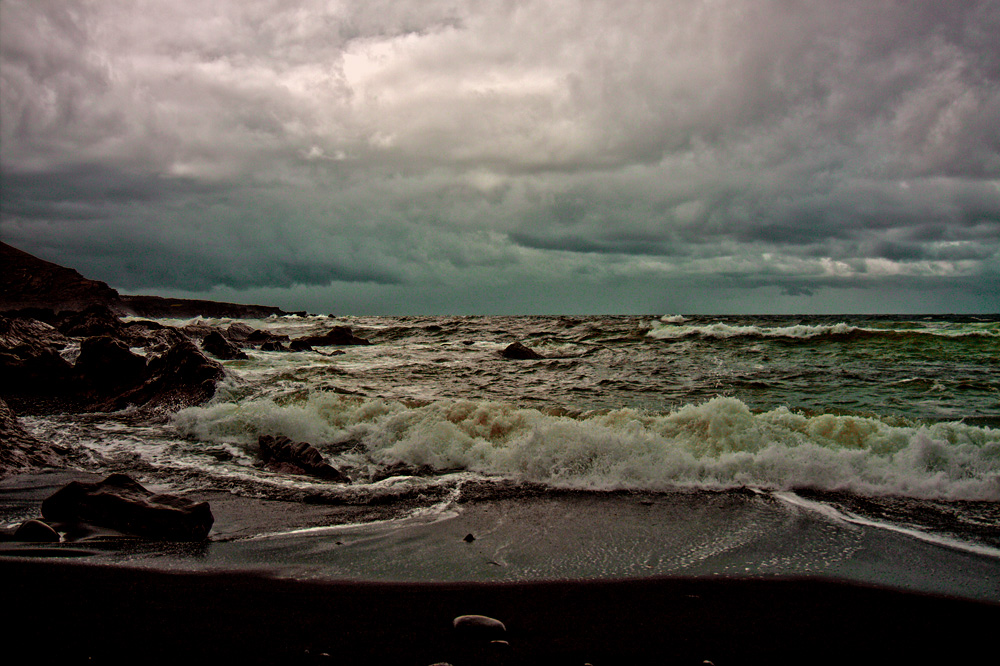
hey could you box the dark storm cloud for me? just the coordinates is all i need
[1,0,998,312]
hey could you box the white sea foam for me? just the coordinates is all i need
[172,395,1000,500]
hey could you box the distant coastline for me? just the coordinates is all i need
[1,241,291,319]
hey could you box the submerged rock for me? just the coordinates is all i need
[500,341,543,360]
[292,325,370,347]
[258,435,351,482]
[40,473,213,541]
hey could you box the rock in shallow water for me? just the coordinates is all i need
[258,435,351,482]
[500,341,543,360]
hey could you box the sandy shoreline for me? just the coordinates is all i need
[3,471,1000,664]
[4,558,998,665]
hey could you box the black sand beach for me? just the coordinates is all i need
[5,558,998,665]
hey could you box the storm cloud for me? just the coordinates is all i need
[2,0,998,313]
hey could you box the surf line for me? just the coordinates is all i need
[772,491,1000,559]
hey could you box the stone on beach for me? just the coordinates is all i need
[452,614,507,640]
[258,435,351,482]
[40,473,214,541]
[13,519,61,542]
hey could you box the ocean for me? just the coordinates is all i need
[9,313,1000,601]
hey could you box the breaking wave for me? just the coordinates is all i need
[172,394,1000,501]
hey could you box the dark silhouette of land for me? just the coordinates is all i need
[0,241,287,318]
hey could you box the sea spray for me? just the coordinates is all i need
[173,394,1000,500]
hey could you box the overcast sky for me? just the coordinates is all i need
[2,0,998,314]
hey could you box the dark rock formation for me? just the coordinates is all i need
[292,325,370,347]
[288,339,314,352]
[500,341,544,359]
[75,336,148,392]
[0,316,75,401]
[95,339,225,412]
[56,304,125,339]
[0,397,68,478]
[41,473,213,540]
[260,341,286,352]
[201,331,249,360]
[0,241,121,313]
[258,435,351,482]
[121,295,286,319]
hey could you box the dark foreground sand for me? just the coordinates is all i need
[5,558,998,666]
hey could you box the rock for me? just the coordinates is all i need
[13,519,60,542]
[225,322,255,342]
[258,435,351,482]
[247,329,289,344]
[289,339,314,352]
[202,331,249,360]
[463,533,476,543]
[40,473,214,540]
[56,304,125,338]
[75,335,147,392]
[292,325,370,347]
[260,341,286,352]
[500,341,543,360]
[94,338,224,412]
[0,397,68,477]
[453,615,507,641]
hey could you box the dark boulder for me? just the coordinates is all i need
[41,473,213,540]
[13,519,60,542]
[500,341,543,360]
[260,340,286,352]
[289,339,314,352]
[258,435,351,482]
[292,325,370,347]
[202,331,249,360]
[247,329,290,345]
[75,336,147,392]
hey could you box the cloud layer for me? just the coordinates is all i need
[2,0,998,313]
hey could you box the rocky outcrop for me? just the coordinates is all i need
[0,397,68,478]
[500,341,544,359]
[1,241,288,319]
[0,241,121,313]
[121,295,286,319]
[291,325,370,347]
[201,331,249,360]
[258,435,351,482]
[1,311,224,415]
[56,304,126,339]
[95,338,224,412]
[0,318,75,397]
[40,473,214,540]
